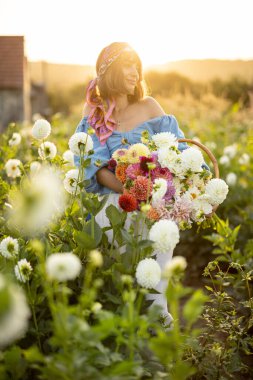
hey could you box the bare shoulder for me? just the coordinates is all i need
[82,102,92,117]
[142,96,166,118]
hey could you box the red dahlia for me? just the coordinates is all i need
[119,193,138,212]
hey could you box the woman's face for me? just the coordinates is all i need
[121,60,140,95]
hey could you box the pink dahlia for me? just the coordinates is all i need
[164,180,176,201]
[130,176,153,201]
[170,197,192,224]
[151,166,173,181]
[126,163,144,179]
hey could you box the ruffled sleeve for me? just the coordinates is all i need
[159,115,210,171]
[73,117,112,194]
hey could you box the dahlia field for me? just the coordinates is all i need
[0,97,252,380]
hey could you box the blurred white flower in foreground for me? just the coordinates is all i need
[149,219,180,253]
[0,237,19,259]
[223,144,237,159]
[63,150,74,166]
[89,249,103,267]
[239,153,250,165]
[136,258,161,289]
[32,119,51,140]
[9,132,21,146]
[68,132,93,156]
[14,259,33,283]
[63,169,81,194]
[5,159,22,178]
[7,167,66,236]
[91,302,102,313]
[163,256,187,278]
[226,172,237,186]
[46,252,82,281]
[205,178,229,205]
[0,274,30,348]
[219,155,230,166]
[38,141,57,160]
[30,161,42,175]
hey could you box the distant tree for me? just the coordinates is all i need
[210,77,251,107]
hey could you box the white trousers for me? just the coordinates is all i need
[95,194,173,324]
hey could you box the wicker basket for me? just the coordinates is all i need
[178,138,220,178]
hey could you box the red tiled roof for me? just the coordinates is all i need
[0,36,25,89]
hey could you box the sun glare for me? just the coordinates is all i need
[0,0,252,67]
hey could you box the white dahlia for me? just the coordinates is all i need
[32,119,51,140]
[205,178,229,205]
[5,159,22,178]
[0,237,19,259]
[163,256,187,278]
[152,132,178,149]
[14,259,33,283]
[38,141,57,159]
[46,252,82,281]
[63,169,81,194]
[182,186,201,202]
[191,195,213,221]
[226,172,237,186]
[152,178,168,205]
[157,147,179,169]
[136,258,161,289]
[9,132,21,146]
[149,219,180,253]
[68,132,93,156]
[0,275,30,348]
[180,147,204,172]
[188,173,206,190]
[63,150,75,166]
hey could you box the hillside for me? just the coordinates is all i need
[29,61,95,90]
[29,59,253,90]
[148,59,253,82]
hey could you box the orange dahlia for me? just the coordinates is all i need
[130,176,153,201]
[146,206,160,221]
[119,193,138,212]
[115,163,128,183]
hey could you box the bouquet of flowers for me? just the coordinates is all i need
[108,131,229,230]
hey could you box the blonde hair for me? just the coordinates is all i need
[95,42,148,104]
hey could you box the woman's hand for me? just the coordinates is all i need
[96,167,123,193]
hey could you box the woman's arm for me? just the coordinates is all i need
[96,167,123,193]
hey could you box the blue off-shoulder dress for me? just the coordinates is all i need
[74,114,190,195]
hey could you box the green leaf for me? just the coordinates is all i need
[106,204,126,226]
[183,289,209,326]
[73,229,97,250]
[82,194,109,215]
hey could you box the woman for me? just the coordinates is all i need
[74,41,190,328]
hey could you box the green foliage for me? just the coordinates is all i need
[0,106,253,379]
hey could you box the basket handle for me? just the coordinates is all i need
[178,138,219,178]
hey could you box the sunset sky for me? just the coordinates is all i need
[0,0,252,68]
